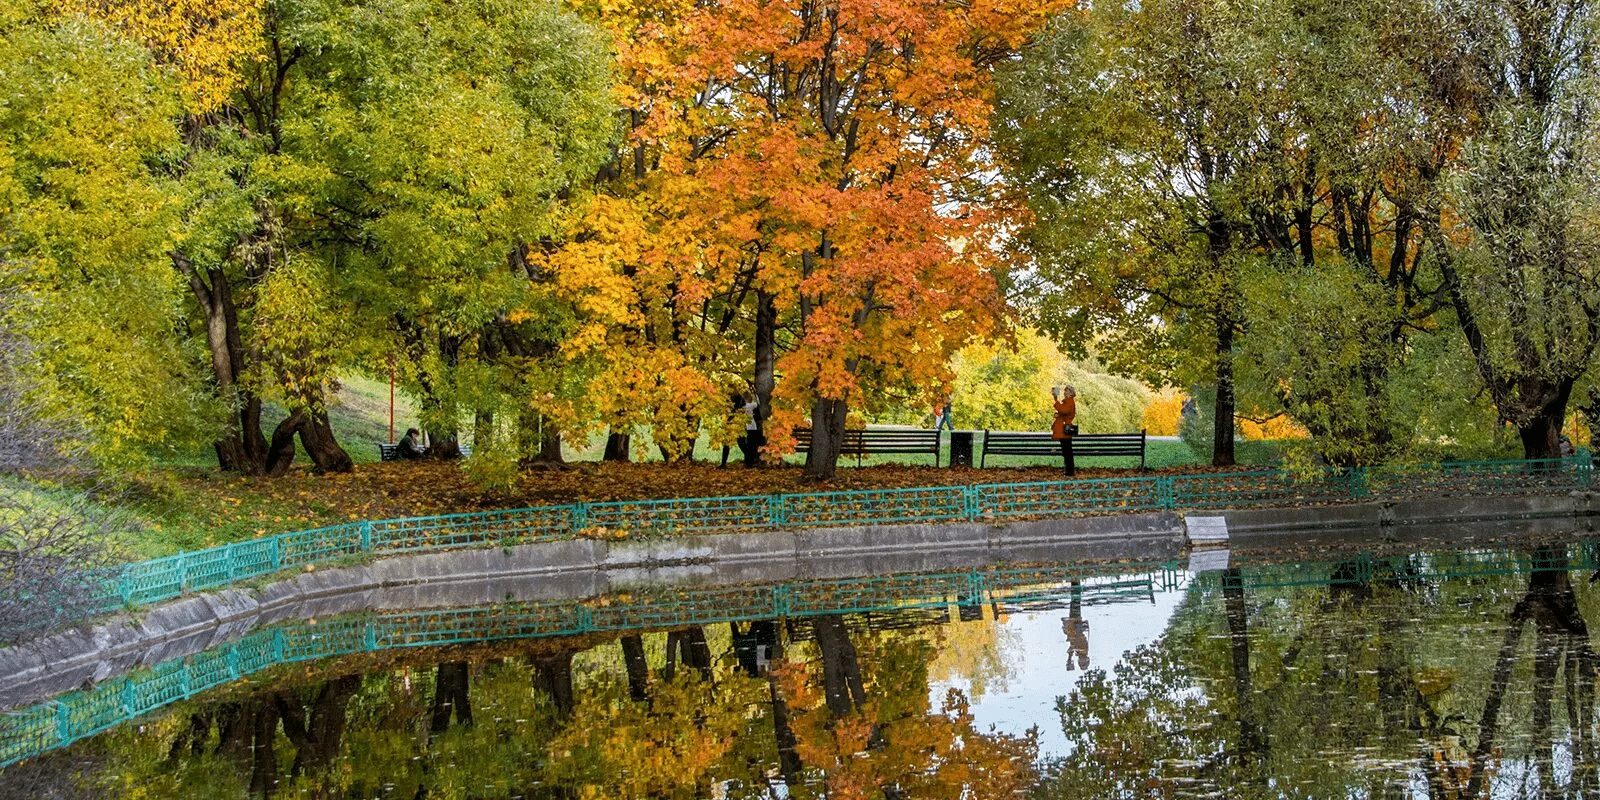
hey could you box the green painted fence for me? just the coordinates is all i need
[94,457,1594,615]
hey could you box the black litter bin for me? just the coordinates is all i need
[948,430,974,467]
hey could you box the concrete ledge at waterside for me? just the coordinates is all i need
[1208,492,1598,540]
[1385,493,1589,525]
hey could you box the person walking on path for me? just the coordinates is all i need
[933,393,954,431]
[1051,385,1077,477]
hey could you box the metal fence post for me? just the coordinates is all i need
[360,521,373,553]
[269,536,281,571]
[1157,475,1175,510]
[773,584,792,617]
[963,485,981,521]
[770,495,786,527]
[1347,468,1369,500]
[573,503,589,532]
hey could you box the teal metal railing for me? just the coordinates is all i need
[88,457,1593,616]
[2,560,1179,769]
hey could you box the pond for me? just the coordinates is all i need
[4,525,1599,798]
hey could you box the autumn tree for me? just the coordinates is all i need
[998,0,1294,467]
[551,0,1058,479]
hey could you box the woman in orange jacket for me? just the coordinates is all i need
[1051,385,1077,477]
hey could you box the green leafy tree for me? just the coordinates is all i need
[0,11,214,468]
[1420,0,1600,459]
[998,0,1467,467]
[154,0,616,478]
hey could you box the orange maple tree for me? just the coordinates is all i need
[550,0,1065,477]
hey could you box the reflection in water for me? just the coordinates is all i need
[1062,579,1090,672]
[9,537,1600,797]
[1035,540,1600,799]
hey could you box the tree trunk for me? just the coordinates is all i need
[295,385,353,473]
[1222,568,1263,760]
[248,697,279,799]
[804,396,849,481]
[677,626,713,682]
[1212,309,1237,467]
[754,289,778,428]
[537,424,564,464]
[764,621,803,784]
[811,614,867,719]
[621,634,650,702]
[1518,380,1574,461]
[265,409,305,477]
[174,253,270,475]
[278,674,363,777]
[533,650,575,716]
[603,430,631,462]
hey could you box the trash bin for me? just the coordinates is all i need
[948,430,973,467]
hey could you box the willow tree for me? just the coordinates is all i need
[998,0,1511,467]
[1421,0,1600,460]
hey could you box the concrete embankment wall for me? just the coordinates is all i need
[3,491,1595,708]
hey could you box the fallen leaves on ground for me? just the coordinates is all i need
[140,459,1257,544]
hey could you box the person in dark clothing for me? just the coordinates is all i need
[398,427,428,459]
[721,392,745,468]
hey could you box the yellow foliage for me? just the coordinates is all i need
[62,0,265,112]
[1240,415,1309,440]
[1142,391,1183,436]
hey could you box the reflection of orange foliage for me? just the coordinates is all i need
[1240,416,1309,440]
[777,636,1037,798]
[1143,395,1183,436]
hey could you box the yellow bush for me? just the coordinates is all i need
[1142,393,1183,436]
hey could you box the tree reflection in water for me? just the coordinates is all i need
[16,540,1600,798]
[67,614,1035,798]
[1036,542,1600,799]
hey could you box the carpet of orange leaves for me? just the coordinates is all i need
[168,459,1230,525]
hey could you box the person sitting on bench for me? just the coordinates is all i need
[398,427,428,459]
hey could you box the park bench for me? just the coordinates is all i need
[793,427,944,466]
[378,443,471,461]
[980,430,1147,469]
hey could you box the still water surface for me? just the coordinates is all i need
[6,528,1600,798]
